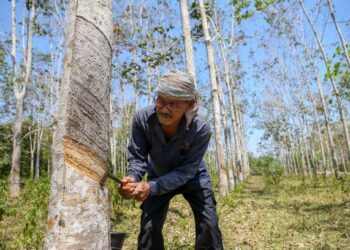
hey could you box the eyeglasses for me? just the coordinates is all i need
[154,98,180,112]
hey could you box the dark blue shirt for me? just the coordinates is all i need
[127,106,211,196]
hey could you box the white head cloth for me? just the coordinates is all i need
[156,70,199,128]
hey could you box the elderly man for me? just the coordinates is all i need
[118,70,223,250]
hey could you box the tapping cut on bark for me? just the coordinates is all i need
[62,137,107,181]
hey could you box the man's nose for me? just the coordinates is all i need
[159,104,171,112]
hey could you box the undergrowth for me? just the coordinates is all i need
[0,174,349,249]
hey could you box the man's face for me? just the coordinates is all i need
[155,95,193,126]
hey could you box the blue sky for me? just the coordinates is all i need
[1,0,349,156]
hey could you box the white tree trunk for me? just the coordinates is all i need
[29,126,37,178]
[300,1,344,177]
[199,0,229,196]
[217,69,235,189]
[213,19,243,183]
[237,109,250,178]
[44,0,113,249]
[10,0,35,197]
[301,41,339,175]
[35,126,43,181]
[180,0,196,84]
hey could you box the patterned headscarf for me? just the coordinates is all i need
[156,70,199,129]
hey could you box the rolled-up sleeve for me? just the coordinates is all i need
[126,115,148,182]
[148,124,211,196]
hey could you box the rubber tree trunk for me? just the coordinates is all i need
[44,0,113,248]
[237,109,250,177]
[217,68,235,189]
[199,0,229,196]
[215,25,244,182]
[180,0,196,84]
[10,0,35,197]
[289,80,313,176]
[301,41,339,176]
[35,126,43,181]
[29,126,37,178]
[302,62,327,172]
[300,1,345,177]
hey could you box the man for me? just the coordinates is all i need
[118,70,223,250]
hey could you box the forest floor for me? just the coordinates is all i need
[115,175,350,250]
[1,175,350,249]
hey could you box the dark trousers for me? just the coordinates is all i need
[137,178,223,250]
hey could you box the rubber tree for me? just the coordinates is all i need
[210,9,246,182]
[216,65,236,189]
[10,0,36,197]
[199,0,229,195]
[297,28,339,176]
[299,1,346,177]
[180,0,197,84]
[44,0,113,248]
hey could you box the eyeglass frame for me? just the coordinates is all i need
[154,96,183,112]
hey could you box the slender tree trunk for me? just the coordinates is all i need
[292,21,337,175]
[302,43,338,175]
[217,69,235,189]
[303,66,327,172]
[216,30,243,183]
[29,126,37,178]
[10,0,20,197]
[238,109,250,177]
[289,129,300,174]
[199,0,229,195]
[35,126,43,181]
[289,79,313,177]
[339,146,347,173]
[180,0,196,84]
[44,0,113,248]
[300,1,345,177]
[211,7,246,181]
[10,0,35,197]
[232,91,245,181]
[280,82,306,175]
[326,0,350,69]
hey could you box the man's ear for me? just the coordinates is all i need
[187,100,195,109]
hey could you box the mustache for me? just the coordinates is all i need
[157,112,172,118]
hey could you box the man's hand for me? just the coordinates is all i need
[133,182,151,202]
[118,176,136,200]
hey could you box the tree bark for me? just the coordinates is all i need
[44,0,113,248]
[299,1,345,177]
[10,0,36,197]
[35,126,43,181]
[212,16,244,182]
[237,108,250,178]
[29,126,37,178]
[199,0,229,196]
[180,0,196,84]
[217,68,235,189]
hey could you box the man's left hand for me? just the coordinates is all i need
[133,182,151,202]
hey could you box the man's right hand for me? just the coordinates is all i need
[118,176,136,200]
